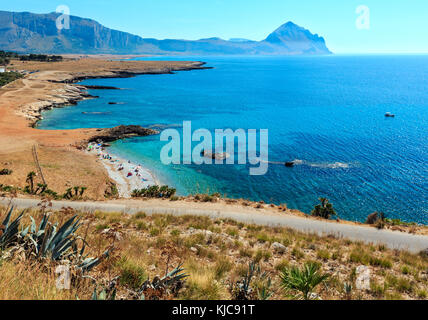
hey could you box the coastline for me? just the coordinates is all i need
[11,60,211,127]
[0,57,209,199]
[1,56,427,234]
[86,142,159,198]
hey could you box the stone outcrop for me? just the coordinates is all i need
[17,84,96,125]
[271,242,287,254]
[88,125,159,144]
[202,151,231,160]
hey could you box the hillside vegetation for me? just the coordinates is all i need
[0,201,427,300]
[0,72,23,87]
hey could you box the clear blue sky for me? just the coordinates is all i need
[1,0,427,53]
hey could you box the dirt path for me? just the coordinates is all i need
[2,197,427,253]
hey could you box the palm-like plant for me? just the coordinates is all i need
[35,183,47,195]
[73,186,80,197]
[311,197,337,219]
[79,187,87,197]
[26,172,37,194]
[63,188,73,199]
[280,262,329,300]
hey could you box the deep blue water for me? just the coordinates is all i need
[38,55,428,223]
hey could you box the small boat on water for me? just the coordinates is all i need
[385,112,395,118]
[285,161,295,167]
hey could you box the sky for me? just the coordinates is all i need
[1,0,428,53]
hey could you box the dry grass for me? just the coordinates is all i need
[0,204,427,300]
[0,146,112,200]
[0,261,84,300]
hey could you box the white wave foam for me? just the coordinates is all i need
[262,159,351,169]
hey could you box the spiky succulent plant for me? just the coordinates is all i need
[136,264,188,300]
[1,207,109,273]
[0,207,26,249]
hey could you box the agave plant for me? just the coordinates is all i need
[280,262,329,300]
[0,207,26,249]
[77,248,111,273]
[24,213,81,260]
[26,213,110,271]
[87,276,119,300]
[229,262,272,300]
[135,264,188,300]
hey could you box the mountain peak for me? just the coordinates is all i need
[0,11,331,55]
[282,21,299,28]
[263,21,331,54]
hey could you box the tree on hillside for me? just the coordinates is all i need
[26,172,37,194]
[311,197,337,219]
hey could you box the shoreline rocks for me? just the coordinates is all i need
[17,84,98,126]
[82,85,122,90]
[87,125,159,144]
[18,61,209,128]
[202,151,231,160]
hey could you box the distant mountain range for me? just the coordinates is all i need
[0,11,331,55]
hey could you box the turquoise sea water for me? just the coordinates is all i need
[38,55,428,223]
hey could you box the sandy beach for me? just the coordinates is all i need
[87,142,158,198]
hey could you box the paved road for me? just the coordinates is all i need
[2,197,427,253]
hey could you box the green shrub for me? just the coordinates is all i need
[349,249,392,268]
[131,185,176,199]
[0,72,23,87]
[316,249,330,261]
[0,169,12,175]
[280,262,329,300]
[291,247,305,260]
[311,198,337,219]
[118,259,147,290]
[214,258,233,280]
[253,250,271,263]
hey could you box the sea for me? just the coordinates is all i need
[38,55,428,224]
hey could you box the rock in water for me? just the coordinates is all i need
[202,151,230,160]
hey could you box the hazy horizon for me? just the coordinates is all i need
[1,0,428,54]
